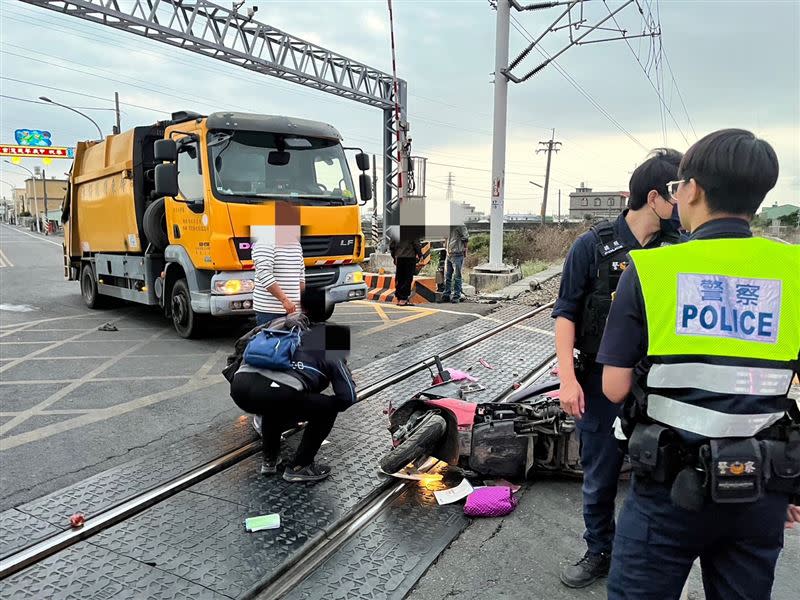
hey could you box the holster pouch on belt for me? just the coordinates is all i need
[709,438,763,504]
[762,431,800,495]
[628,423,681,483]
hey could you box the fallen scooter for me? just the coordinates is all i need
[379,357,582,478]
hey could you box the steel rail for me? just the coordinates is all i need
[255,350,559,599]
[0,302,554,580]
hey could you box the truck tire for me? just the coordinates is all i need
[80,262,106,309]
[170,278,206,339]
[143,198,169,251]
[379,412,447,474]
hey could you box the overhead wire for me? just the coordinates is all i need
[508,14,649,152]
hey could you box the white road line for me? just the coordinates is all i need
[0,350,227,450]
[0,329,166,436]
[0,312,131,338]
[0,224,63,247]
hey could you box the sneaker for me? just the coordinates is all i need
[283,462,332,482]
[439,295,451,304]
[451,297,461,304]
[560,551,611,588]
[252,415,262,436]
[260,459,280,476]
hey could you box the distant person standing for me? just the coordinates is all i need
[251,202,306,326]
[441,224,468,303]
[390,233,422,306]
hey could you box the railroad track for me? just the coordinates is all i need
[0,302,557,595]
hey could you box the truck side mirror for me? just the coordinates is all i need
[154,139,177,162]
[154,163,179,198]
[355,152,370,171]
[359,173,372,203]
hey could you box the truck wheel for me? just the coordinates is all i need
[322,304,335,321]
[379,413,447,474]
[143,198,169,251]
[80,263,105,309]
[170,278,205,339]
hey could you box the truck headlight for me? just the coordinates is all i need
[345,271,364,284]
[214,279,254,295]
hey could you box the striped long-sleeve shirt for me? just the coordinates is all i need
[252,241,305,314]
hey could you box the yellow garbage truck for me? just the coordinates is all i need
[63,111,370,337]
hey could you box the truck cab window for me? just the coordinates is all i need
[210,131,356,204]
[177,143,204,203]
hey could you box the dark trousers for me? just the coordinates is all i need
[230,372,340,467]
[577,365,624,555]
[608,477,789,599]
[255,312,285,327]
[394,257,416,301]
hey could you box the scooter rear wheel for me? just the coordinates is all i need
[379,413,447,474]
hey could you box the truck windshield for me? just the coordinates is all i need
[208,131,356,205]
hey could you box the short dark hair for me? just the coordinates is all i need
[678,129,778,216]
[628,148,683,210]
[301,287,327,323]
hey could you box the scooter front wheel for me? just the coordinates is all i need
[379,413,447,474]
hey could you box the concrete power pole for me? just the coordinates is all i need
[42,169,49,235]
[486,0,510,270]
[446,172,455,203]
[536,130,561,223]
[114,92,121,135]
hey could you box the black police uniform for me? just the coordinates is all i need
[597,218,800,599]
[552,210,680,558]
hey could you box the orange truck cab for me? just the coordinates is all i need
[63,111,370,337]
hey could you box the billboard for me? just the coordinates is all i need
[15,129,53,147]
[0,144,75,159]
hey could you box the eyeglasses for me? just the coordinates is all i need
[666,179,688,200]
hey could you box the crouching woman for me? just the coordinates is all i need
[227,292,356,482]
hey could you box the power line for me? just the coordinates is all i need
[600,0,690,145]
[0,94,119,111]
[508,14,649,152]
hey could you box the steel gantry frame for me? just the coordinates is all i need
[19,0,409,250]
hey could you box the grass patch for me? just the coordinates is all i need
[521,260,548,277]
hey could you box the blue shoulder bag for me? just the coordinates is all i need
[243,327,301,370]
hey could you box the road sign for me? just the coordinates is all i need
[0,144,74,159]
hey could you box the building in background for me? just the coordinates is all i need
[20,176,68,218]
[568,183,627,221]
[761,202,799,225]
[455,201,486,223]
[13,187,26,215]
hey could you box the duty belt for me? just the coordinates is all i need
[628,422,800,511]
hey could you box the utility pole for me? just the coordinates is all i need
[536,129,561,223]
[558,188,561,223]
[42,169,49,235]
[445,172,455,203]
[486,0,510,269]
[113,92,121,135]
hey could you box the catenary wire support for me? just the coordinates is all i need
[18,0,411,253]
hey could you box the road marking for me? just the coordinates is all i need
[371,302,391,323]
[0,249,12,267]
[0,224,63,247]
[355,308,435,337]
[17,352,214,361]
[0,350,226,450]
[0,311,131,338]
[0,329,165,436]
[0,315,132,374]
[0,304,37,312]
[0,375,191,385]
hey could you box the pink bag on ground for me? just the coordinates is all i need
[463,486,518,517]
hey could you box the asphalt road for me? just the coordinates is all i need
[0,224,495,510]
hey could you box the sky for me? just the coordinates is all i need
[0,0,798,217]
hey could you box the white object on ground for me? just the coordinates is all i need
[433,479,474,505]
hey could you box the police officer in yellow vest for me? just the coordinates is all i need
[597,129,800,599]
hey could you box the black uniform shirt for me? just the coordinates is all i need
[552,210,668,323]
[597,218,754,368]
